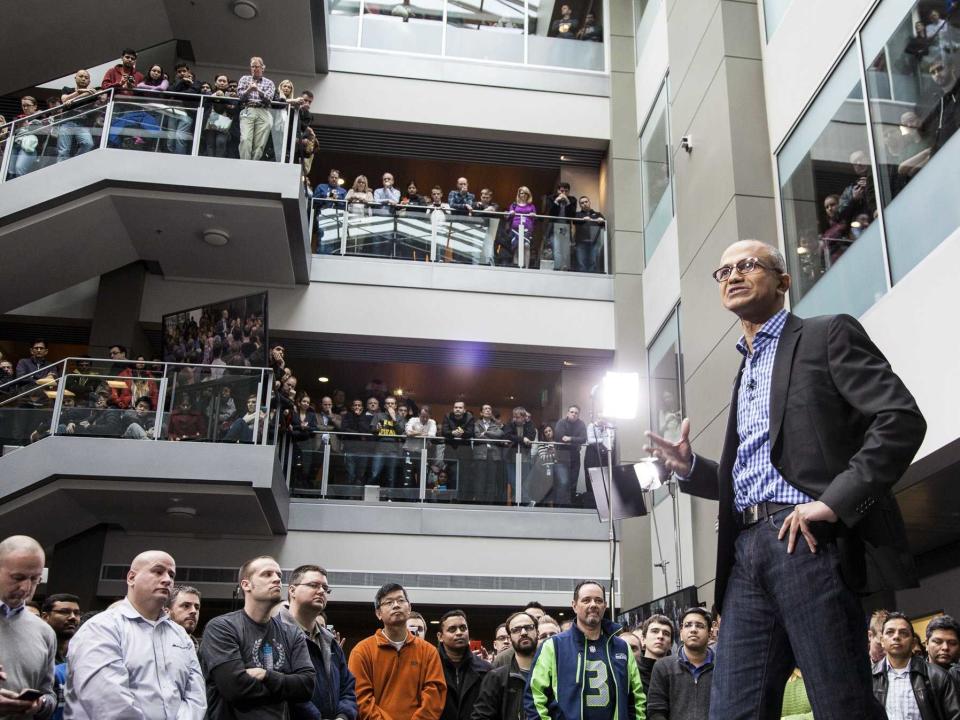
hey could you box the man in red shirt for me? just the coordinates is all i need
[101,49,143,95]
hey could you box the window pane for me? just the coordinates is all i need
[778,48,887,316]
[862,0,960,282]
[527,0,605,70]
[445,0,524,63]
[360,0,443,55]
[647,308,682,509]
[763,0,793,40]
[641,84,672,262]
[330,0,361,46]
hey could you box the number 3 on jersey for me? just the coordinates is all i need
[584,659,610,707]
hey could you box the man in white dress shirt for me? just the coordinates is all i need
[65,550,206,720]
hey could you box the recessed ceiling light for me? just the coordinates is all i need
[232,0,258,19]
[202,228,229,246]
[318,376,329,383]
[165,506,197,519]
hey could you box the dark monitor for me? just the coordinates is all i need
[588,463,648,522]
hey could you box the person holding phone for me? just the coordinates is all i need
[0,535,58,719]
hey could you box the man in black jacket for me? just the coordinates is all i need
[437,610,490,720]
[342,398,376,485]
[925,615,960,684]
[442,402,475,500]
[637,614,675,697]
[646,608,713,720]
[872,612,960,719]
[472,611,537,720]
[170,63,201,154]
[552,405,587,506]
[646,240,926,719]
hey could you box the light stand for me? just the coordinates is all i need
[598,371,640,621]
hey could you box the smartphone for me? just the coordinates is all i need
[17,689,43,702]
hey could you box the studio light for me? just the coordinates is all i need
[601,371,640,420]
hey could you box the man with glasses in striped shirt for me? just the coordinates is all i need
[645,239,926,719]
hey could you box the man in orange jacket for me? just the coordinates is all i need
[348,583,446,720]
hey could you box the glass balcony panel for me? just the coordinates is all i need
[313,199,609,273]
[330,0,362,45]
[0,375,59,447]
[777,47,887,313]
[361,0,444,55]
[4,99,107,180]
[647,308,683,445]
[861,0,960,282]
[106,96,200,155]
[164,365,266,443]
[527,35,604,71]
[445,0,524,63]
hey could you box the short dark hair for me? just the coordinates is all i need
[374,582,407,609]
[573,580,606,602]
[301,90,314,100]
[41,593,80,614]
[883,611,912,632]
[926,615,960,641]
[524,601,545,611]
[109,344,127,354]
[135,396,152,408]
[237,555,277,585]
[31,338,47,348]
[505,611,538,631]
[641,613,675,638]
[175,62,189,72]
[558,181,571,190]
[432,185,443,192]
[439,609,467,629]
[169,585,201,607]
[289,564,327,586]
[121,48,138,58]
[681,607,712,628]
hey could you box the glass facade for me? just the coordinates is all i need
[329,0,605,71]
[647,307,683,451]
[641,82,673,263]
[777,0,960,316]
[763,0,793,41]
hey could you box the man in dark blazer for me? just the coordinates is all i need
[645,239,926,719]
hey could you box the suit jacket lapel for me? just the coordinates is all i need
[719,356,746,495]
[769,312,803,452]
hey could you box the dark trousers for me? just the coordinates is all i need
[710,509,885,719]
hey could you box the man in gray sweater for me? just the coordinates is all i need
[646,608,713,720]
[0,535,57,719]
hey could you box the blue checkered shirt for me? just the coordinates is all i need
[732,309,814,511]
[883,661,922,720]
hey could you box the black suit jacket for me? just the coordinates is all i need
[683,312,926,612]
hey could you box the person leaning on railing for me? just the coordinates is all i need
[57,70,98,162]
[236,56,276,161]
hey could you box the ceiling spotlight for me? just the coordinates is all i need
[232,0,259,19]
[202,228,230,247]
[318,376,329,383]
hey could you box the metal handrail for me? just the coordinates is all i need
[313,197,607,224]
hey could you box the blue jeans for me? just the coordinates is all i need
[552,462,574,506]
[57,121,95,162]
[170,112,195,154]
[709,509,885,719]
[576,240,601,273]
[13,148,37,177]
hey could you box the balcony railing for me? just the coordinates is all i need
[312,198,609,273]
[0,357,276,450]
[284,430,592,509]
[0,88,298,183]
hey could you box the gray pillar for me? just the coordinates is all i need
[47,525,109,610]
[88,263,152,358]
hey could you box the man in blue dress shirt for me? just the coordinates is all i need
[646,239,926,719]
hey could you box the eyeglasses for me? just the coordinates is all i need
[294,582,332,594]
[509,624,537,635]
[379,597,409,608]
[711,257,782,283]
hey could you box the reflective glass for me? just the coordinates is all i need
[527,1,605,71]
[446,0,524,63]
[330,0,362,45]
[361,0,443,55]
[763,0,793,41]
[107,97,199,155]
[862,0,960,282]
[641,84,672,262]
[0,374,58,446]
[778,48,887,315]
[4,100,107,180]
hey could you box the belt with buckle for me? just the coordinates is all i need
[738,501,794,528]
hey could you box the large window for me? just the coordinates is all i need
[329,0,606,71]
[641,82,673,263]
[777,0,960,316]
